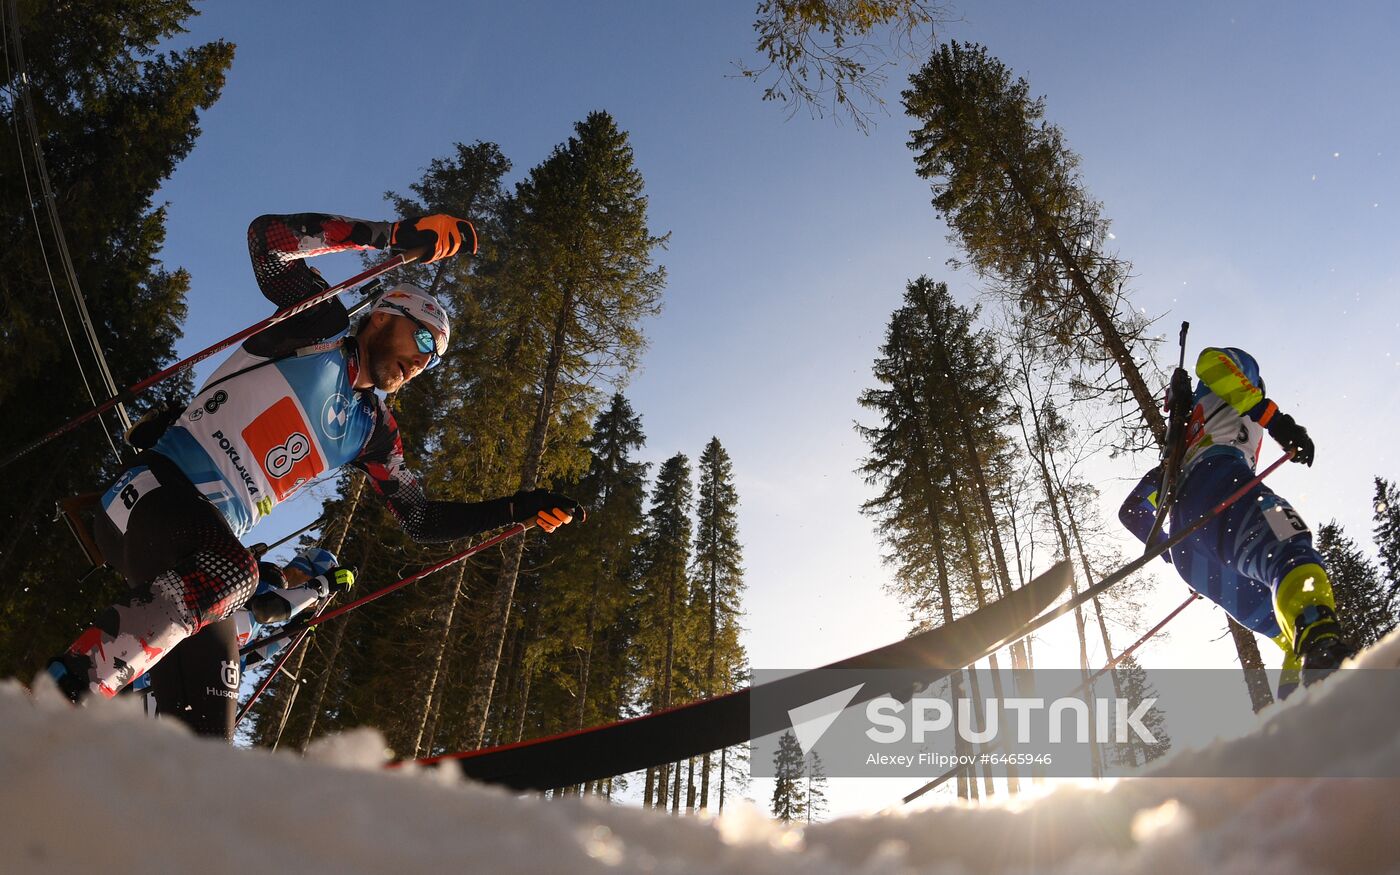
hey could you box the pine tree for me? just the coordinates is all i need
[516,393,649,763]
[902,43,1277,708]
[742,0,951,133]
[636,452,694,808]
[858,300,978,795]
[463,111,666,748]
[859,278,1046,789]
[376,141,523,756]
[1109,654,1170,768]
[770,730,807,823]
[691,437,746,810]
[804,752,829,823]
[1317,521,1396,650]
[903,41,1163,450]
[1373,478,1400,597]
[0,0,232,675]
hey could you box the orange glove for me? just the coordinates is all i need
[391,214,478,263]
[510,489,586,534]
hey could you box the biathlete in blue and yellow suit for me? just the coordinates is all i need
[1120,346,1354,691]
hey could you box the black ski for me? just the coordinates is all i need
[413,560,1073,791]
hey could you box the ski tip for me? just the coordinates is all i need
[1040,559,1075,599]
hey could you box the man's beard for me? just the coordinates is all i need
[364,330,405,391]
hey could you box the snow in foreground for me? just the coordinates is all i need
[4,634,1400,874]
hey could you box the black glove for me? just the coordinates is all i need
[307,567,356,599]
[1267,412,1314,466]
[510,489,585,533]
[391,214,477,263]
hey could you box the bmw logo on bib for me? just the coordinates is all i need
[322,393,352,439]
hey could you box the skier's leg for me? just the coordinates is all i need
[1170,539,1301,698]
[48,457,257,700]
[1173,454,1349,674]
[1169,543,1282,638]
[147,618,240,739]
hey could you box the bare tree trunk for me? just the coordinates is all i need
[423,679,446,755]
[685,757,696,813]
[464,293,574,747]
[1230,618,1273,712]
[295,613,349,752]
[718,748,727,814]
[575,577,600,730]
[1057,477,1137,766]
[998,162,1166,446]
[515,664,534,743]
[654,562,680,809]
[947,480,1015,796]
[1012,363,1106,777]
[411,561,469,756]
[296,531,374,751]
[670,761,681,814]
[962,658,995,797]
[644,767,655,808]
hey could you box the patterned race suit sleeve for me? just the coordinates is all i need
[351,400,517,543]
[244,213,396,357]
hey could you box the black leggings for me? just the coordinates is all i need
[147,618,241,738]
[74,452,257,740]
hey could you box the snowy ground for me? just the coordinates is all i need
[5,635,1400,875]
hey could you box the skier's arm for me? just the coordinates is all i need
[1118,467,1170,562]
[1195,346,1314,465]
[245,561,354,625]
[244,213,477,357]
[247,213,396,309]
[352,404,580,543]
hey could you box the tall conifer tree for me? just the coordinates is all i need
[1373,478,1400,597]
[1317,521,1396,650]
[464,112,666,747]
[0,0,232,673]
[903,41,1162,449]
[770,731,807,823]
[636,452,694,807]
[903,43,1274,703]
[691,437,746,810]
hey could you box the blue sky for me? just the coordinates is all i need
[153,1,1400,815]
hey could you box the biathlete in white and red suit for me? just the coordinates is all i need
[48,212,582,739]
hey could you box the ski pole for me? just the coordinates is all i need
[1069,591,1199,698]
[900,594,1201,806]
[248,513,330,559]
[239,521,534,656]
[235,618,319,726]
[901,763,960,805]
[0,249,425,471]
[979,450,1295,660]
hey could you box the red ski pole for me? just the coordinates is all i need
[235,621,318,726]
[239,521,536,657]
[1070,592,1200,697]
[0,249,424,471]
